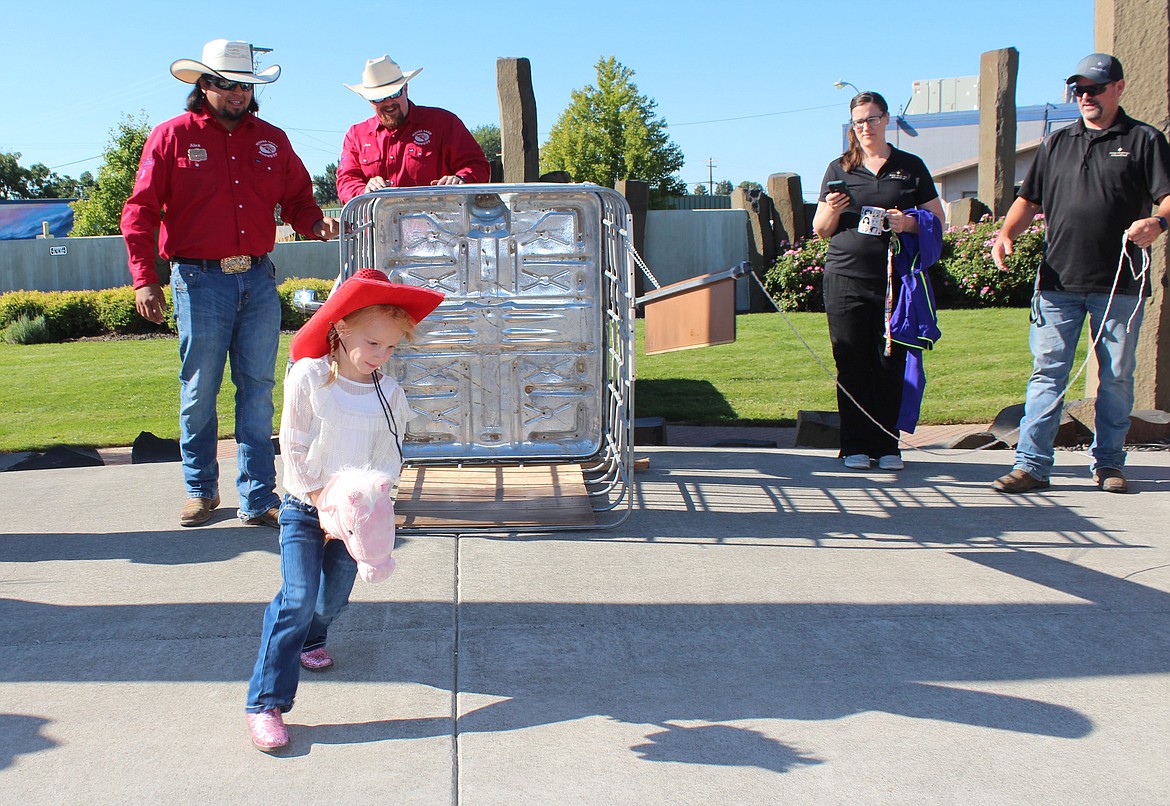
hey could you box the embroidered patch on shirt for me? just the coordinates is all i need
[413,130,432,145]
[1109,148,1131,158]
[187,147,207,162]
[257,140,278,158]
[888,170,911,180]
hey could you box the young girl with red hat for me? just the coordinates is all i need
[244,269,444,752]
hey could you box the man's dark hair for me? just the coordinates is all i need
[186,75,260,114]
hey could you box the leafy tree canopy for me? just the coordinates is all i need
[541,57,685,202]
[71,113,152,237]
[0,151,90,200]
[471,124,501,161]
[313,163,339,207]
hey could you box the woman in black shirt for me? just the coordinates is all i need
[812,91,946,470]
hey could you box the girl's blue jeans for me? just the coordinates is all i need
[245,494,358,714]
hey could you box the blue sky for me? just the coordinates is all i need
[1,0,1095,200]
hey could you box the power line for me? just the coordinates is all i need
[668,103,841,127]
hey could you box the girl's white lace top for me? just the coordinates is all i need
[279,356,409,500]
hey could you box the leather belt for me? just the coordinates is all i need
[172,255,264,274]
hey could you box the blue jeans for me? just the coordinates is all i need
[170,256,281,518]
[1015,290,1145,479]
[246,495,359,714]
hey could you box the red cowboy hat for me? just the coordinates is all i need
[290,269,445,361]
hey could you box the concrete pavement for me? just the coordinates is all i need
[2,444,1169,804]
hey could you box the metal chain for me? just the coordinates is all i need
[602,216,661,290]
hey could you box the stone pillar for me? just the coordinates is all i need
[731,186,775,269]
[1096,0,1170,411]
[766,172,807,245]
[732,186,778,311]
[615,179,649,298]
[977,47,1019,218]
[496,57,539,182]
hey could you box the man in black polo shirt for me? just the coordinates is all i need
[991,53,1170,495]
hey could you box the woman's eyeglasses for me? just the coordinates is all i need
[1069,82,1112,98]
[371,87,406,103]
[851,114,885,129]
[208,77,254,92]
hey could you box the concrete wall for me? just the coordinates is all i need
[0,236,340,294]
[642,209,752,311]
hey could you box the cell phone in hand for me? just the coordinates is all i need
[826,180,852,202]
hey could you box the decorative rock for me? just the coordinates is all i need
[991,400,1095,448]
[794,410,840,449]
[947,431,1008,450]
[634,416,666,446]
[948,197,991,226]
[766,173,807,245]
[131,431,181,464]
[1066,399,1170,445]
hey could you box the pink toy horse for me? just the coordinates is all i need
[316,468,397,583]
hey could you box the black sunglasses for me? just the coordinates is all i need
[207,76,254,92]
[1070,82,1112,98]
[371,87,406,103]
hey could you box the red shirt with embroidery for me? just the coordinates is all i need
[336,103,490,203]
[120,109,324,288]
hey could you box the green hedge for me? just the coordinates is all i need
[0,278,338,343]
[765,214,1047,311]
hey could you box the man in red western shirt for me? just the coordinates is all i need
[121,39,339,528]
[336,55,490,203]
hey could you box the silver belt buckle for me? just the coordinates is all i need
[220,255,251,274]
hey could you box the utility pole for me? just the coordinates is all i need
[706,158,716,195]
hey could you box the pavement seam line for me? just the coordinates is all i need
[452,531,462,806]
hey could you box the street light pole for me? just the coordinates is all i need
[833,80,860,95]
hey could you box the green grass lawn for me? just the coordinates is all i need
[0,310,1087,452]
[635,309,1086,426]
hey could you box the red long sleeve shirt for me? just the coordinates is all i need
[336,104,490,203]
[121,110,325,288]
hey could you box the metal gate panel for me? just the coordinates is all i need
[333,184,634,527]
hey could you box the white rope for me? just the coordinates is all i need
[749,233,1151,457]
[607,214,1157,458]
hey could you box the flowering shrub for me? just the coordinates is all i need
[763,237,828,312]
[933,214,1045,308]
[764,214,1047,311]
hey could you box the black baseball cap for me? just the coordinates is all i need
[1066,53,1124,85]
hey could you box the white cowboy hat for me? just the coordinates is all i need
[345,56,423,101]
[170,39,281,85]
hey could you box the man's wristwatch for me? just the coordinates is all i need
[1156,215,1168,232]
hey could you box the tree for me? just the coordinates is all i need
[738,180,764,193]
[71,113,152,236]
[541,57,685,204]
[692,183,709,195]
[0,151,86,199]
[312,163,339,207]
[471,124,501,161]
[714,180,733,196]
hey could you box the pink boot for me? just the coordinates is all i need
[300,647,334,671]
[247,708,289,751]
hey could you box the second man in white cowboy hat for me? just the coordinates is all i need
[121,38,339,529]
[335,55,490,203]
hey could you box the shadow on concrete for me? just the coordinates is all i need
[4,550,1168,771]
[0,714,56,770]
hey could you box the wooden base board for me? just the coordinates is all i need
[395,463,596,529]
